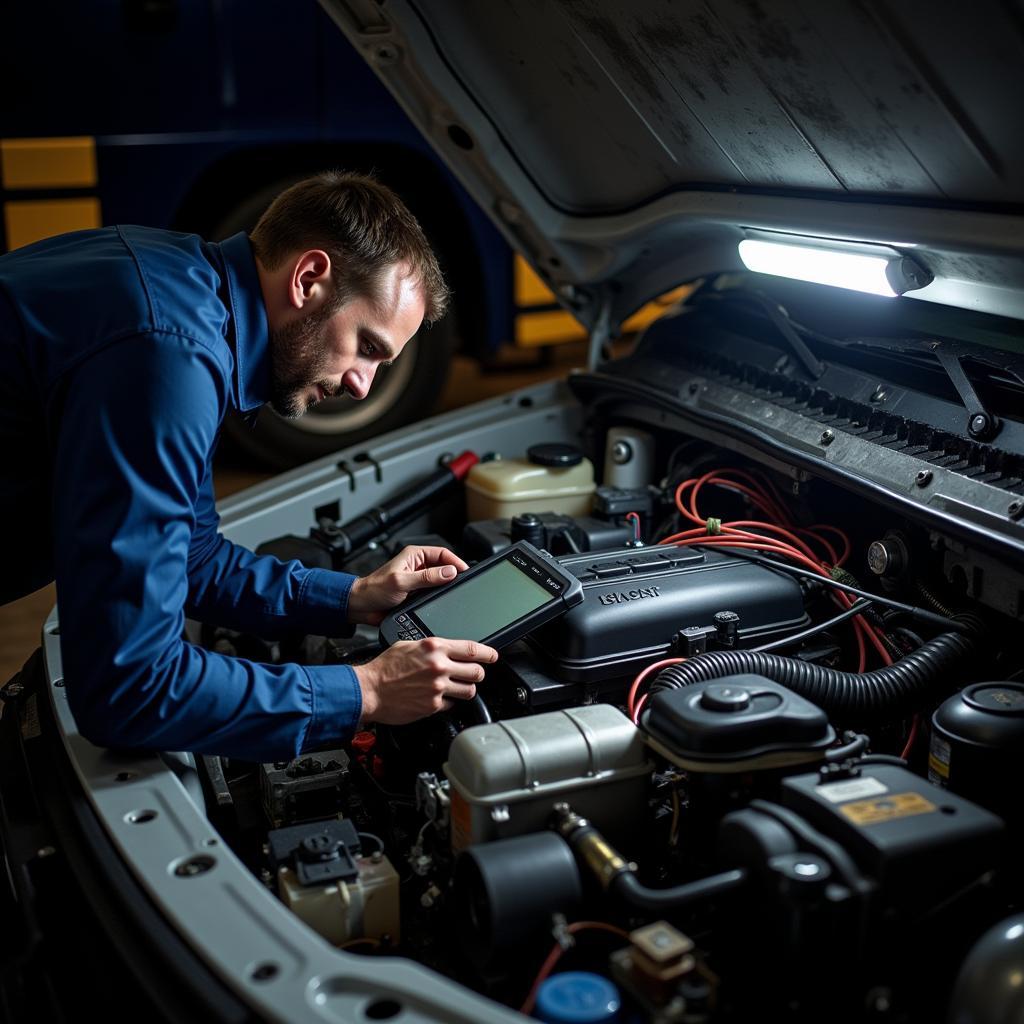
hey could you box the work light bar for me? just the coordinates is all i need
[738,237,931,297]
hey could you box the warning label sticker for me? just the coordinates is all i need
[815,777,888,803]
[840,792,937,827]
[928,736,951,784]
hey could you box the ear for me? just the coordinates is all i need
[287,250,333,312]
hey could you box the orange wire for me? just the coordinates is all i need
[664,468,891,668]
[627,657,685,718]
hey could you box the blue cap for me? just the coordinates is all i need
[535,971,621,1023]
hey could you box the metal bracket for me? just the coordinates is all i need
[587,296,614,371]
[933,344,1001,441]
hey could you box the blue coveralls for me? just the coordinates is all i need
[0,226,362,760]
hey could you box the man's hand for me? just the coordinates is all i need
[353,638,499,725]
[347,545,469,626]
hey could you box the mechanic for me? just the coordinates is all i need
[0,171,498,761]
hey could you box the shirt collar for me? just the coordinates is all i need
[218,232,271,413]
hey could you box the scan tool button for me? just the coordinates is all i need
[594,564,631,579]
[396,614,409,623]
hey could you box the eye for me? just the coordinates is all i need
[360,339,377,359]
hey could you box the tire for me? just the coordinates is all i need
[210,176,458,469]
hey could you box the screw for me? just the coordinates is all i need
[870,387,888,403]
[54,680,64,688]
[1009,501,1024,521]
[915,470,933,487]
[174,855,215,878]
[515,686,528,705]
[5,682,23,698]
[968,412,995,439]
[611,441,632,464]
[819,429,835,446]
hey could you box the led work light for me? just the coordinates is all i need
[738,236,932,297]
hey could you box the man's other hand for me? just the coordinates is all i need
[348,545,468,626]
[353,637,499,725]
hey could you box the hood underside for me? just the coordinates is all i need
[323,0,1024,328]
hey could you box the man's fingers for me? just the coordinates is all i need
[443,681,478,702]
[412,546,469,573]
[443,639,499,663]
[446,661,487,684]
[400,566,458,592]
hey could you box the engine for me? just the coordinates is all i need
[196,427,1024,1024]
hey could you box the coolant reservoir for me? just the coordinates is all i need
[466,444,595,521]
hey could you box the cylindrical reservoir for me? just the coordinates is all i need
[930,681,1024,831]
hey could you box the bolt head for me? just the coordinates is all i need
[915,470,933,487]
[1009,501,1024,521]
[611,441,632,464]
[867,541,889,575]
[515,686,528,705]
[820,429,835,446]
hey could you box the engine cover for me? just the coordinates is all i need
[528,546,808,684]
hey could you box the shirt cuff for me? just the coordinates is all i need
[295,567,356,636]
[300,664,362,753]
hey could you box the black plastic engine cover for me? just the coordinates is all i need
[528,546,808,684]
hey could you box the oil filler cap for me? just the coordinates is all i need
[700,684,751,712]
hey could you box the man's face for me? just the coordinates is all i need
[268,261,426,419]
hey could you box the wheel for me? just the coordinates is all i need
[209,177,458,469]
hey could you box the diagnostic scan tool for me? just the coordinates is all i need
[379,541,584,649]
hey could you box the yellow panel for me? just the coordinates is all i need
[514,309,587,347]
[514,254,557,307]
[1,137,97,189]
[621,284,693,333]
[5,198,102,251]
[513,282,694,349]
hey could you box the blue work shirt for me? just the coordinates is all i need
[0,226,362,760]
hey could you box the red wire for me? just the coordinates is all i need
[520,921,632,1015]
[627,657,685,719]
[633,692,649,724]
[900,714,921,760]
[662,468,889,668]
[625,511,642,543]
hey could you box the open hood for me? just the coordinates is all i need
[322,0,1024,330]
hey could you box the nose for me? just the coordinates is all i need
[342,367,373,400]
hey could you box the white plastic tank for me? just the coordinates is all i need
[465,444,596,521]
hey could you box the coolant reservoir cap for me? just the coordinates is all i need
[700,684,752,712]
[527,443,584,467]
[536,971,621,1023]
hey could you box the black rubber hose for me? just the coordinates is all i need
[612,867,748,915]
[648,629,977,718]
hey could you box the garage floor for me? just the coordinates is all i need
[0,347,581,684]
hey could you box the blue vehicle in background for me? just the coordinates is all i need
[0,0,526,466]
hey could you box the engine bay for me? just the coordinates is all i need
[191,340,1024,1022]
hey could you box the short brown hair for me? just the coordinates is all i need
[250,170,449,323]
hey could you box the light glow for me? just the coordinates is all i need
[738,238,899,297]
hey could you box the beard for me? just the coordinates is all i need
[268,306,340,418]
